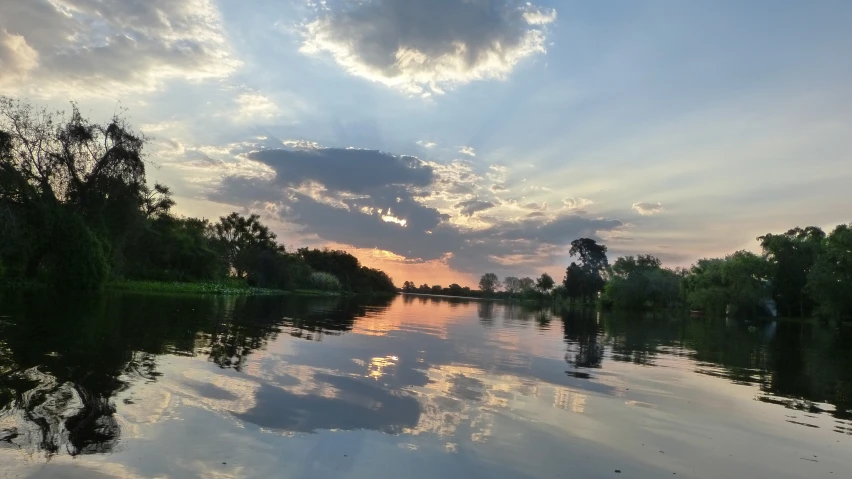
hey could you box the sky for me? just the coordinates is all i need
[1,0,851,287]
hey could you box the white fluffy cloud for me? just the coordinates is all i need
[234,92,281,122]
[459,146,477,157]
[632,202,664,216]
[300,0,556,94]
[563,197,593,211]
[0,0,239,95]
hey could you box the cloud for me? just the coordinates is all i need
[0,29,39,79]
[487,164,508,183]
[521,202,546,211]
[213,143,623,275]
[0,0,238,95]
[459,146,476,157]
[563,197,593,211]
[455,199,497,217]
[234,93,281,121]
[416,140,437,148]
[632,202,664,216]
[247,148,434,194]
[300,0,556,94]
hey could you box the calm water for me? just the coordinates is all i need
[1,292,851,478]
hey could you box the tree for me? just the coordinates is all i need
[564,238,609,302]
[212,213,280,278]
[604,255,681,310]
[519,277,535,292]
[479,273,499,293]
[807,224,852,320]
[611,255,661,278]
[536,273,555,293]
[684,251,771,316]
[503,276,521,295]
[758,227,825,316]
[1,97,149,288]
[141,183,175,219]
[569,238,609,275]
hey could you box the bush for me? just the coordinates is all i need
[43,211,109,292]
[309,272,342,291]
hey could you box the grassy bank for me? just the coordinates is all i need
[4,279,391,298]
[108,280,289,296]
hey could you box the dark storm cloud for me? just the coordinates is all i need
[249,148,434,194]
[301,0,556,93]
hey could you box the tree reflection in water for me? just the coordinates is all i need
[0,291,391,456]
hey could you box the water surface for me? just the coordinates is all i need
[1,292,850,478]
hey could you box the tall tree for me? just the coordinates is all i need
[569,238,609,275]
[479,273,499,293]
[564,238,609,302]
[503,276,521,295]
[1,97,148,287]
[536,272,555,293]
[807,224,852,320]
[758,226,825,317]
[212,213,281,278]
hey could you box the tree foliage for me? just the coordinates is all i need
[604,255,680,310]
[758,226,825,317]
[684,251,771,316]
[807,224,852,320]
[0,97,396,294]
[536,273,554,292]
[479,273,499,293]
[563,238,609,303]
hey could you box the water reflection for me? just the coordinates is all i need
[0,291,394,455]
[1,290,851,476]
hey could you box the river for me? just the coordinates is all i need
[1,292,850,478]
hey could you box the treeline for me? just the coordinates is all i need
[0,97,396,295]
[406,232,852,321]
[401,272,556,300]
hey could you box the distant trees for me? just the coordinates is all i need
[683,251,772,316]
[503,276,521,295]
[604,255,680,310]
[399,227,852,319]
[298,247,395,294]
[479,273,499,294]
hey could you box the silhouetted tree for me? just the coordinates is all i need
[212,213,281,278]
[807,224,852,321]
[503,276,521,295]
[479,273,499,294]
[564,238,609,302]
[536,273,554,293]
[758,226,825,317]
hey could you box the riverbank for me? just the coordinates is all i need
[107,280,396,298]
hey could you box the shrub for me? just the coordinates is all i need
[309,272,342,291]
[43,211,109,292]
